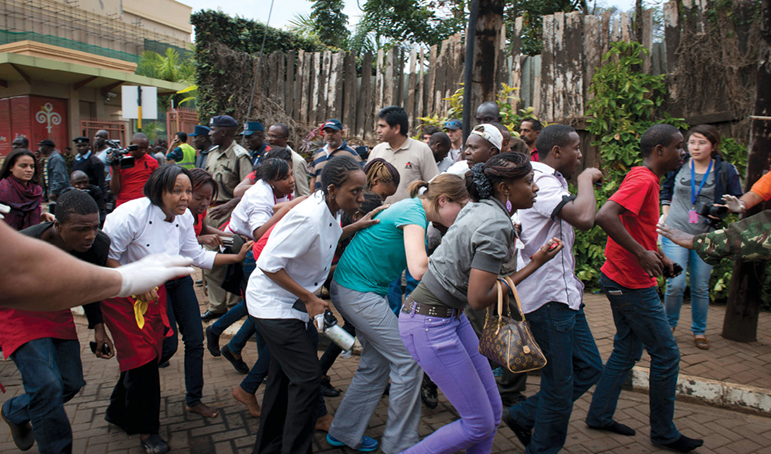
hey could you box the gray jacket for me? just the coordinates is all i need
[47,151,70,197]
[422,197,514,310]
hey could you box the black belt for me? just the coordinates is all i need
[402,297,460,319]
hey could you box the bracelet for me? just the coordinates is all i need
[499,278,514,296]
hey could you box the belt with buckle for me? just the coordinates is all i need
[402,297,458,318]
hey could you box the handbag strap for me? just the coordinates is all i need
[502,275,526,321]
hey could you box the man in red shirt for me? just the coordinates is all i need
[109,133,159,207]
[586,124,703,453]
[0,190,114,453]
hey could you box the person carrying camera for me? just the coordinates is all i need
[109,133,159,207]
[659,125,743,350]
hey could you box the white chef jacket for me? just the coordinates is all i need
[228,179,290,240]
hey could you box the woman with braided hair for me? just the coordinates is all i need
[398,152,563,454]
[364,157,400,201]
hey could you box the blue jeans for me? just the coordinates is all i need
[509,303,603,454]
[161,275,205,407]
[661,237,714,335]
[399,311,501,454]
[386,269,419,315]
[586,273,681,445]
[240,326,271,394]
[3,338,85,454]
[210,300,257,355]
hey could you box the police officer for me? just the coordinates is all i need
[72,136,107,195]
[242,121,267,167]
[202,115,252,321]
[190,125,213,169]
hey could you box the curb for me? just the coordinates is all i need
[626,366,771,416]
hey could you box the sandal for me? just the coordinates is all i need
[694,336,710,350]
[141,434,170,454]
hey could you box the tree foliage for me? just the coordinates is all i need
[504,0,586,55]
[311,0,351,49]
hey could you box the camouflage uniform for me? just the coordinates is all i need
[694,210,771,265]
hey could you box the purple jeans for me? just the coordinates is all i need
[398,309,502,453]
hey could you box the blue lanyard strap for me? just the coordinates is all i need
[690,159,713,206]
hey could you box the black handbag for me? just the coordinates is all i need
[220,235,246,296]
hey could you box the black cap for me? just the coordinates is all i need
[38,139,55,147]
[73,137,90,144]
[209,115,239,127]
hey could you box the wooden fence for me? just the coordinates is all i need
[233,0,757,142]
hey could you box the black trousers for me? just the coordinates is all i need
[252,317,322,454]
[105,360,161,435]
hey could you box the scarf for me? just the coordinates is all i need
[0,176,42,230]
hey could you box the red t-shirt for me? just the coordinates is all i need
[194,210,207,237]
[0,309,76,357]
[252,223,276,259]
[116,153,159,206]
[601,166,661,289]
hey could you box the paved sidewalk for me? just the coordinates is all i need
[1,282,770,453]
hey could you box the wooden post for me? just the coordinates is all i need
[299,51,309,125]
[416,48,425,120]
[565,11,583,121]
[384,47,396,107]
[553,12,565,123]
[663,0,681,116]
[467,0,506,113]
[510,17,524,113]
[584,15,601,103]
[376,48,385,115]
[722,0,771,343]
[426,44,438,116]
[406,47,418,129]
[642,8,654,74]
[541,14,555,122]
[343,52,357,133]
[358,53,373,140]
[318,51,331,122]
[286,51,296,119]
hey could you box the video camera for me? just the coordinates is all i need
[695,201,729,220]
[105,140,137,169]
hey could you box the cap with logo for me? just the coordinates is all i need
[242,121,265,136]
[73,137,90,144]
[470,124,504,151]
[443,119,462,130]
[322,119,343,131]
[209,115,239,128]
[38,139,55,147]
[188,125,211,137]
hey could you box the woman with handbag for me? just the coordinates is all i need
[327,173,469,454]
[102,164,252,454]
[398,152,562,454]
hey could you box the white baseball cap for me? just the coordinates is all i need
[470,124,503,151]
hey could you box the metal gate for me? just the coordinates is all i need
[79,118,130,147]
[166,107,198,139]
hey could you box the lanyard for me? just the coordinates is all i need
[690,159,712,206]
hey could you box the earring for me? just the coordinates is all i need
[332,195,336,200]
[506,200,512,212]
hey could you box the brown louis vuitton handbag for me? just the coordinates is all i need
[478,276,547,373]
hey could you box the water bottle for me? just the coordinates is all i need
[315,310,355,351]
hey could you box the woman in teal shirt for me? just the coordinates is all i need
[325,173,469,454]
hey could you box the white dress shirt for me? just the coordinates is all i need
[103,197,217,269]
[228,179,289,240]
[246,192,342,322]
[516,161,584,314]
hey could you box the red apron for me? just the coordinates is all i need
[101,286,169,372]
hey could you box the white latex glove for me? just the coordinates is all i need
[721,194,745,213]
[0,203,9,219]
[114,254,194,297]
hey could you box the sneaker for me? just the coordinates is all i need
[492,367,503,377]
[1,407,34,451]
[420,374,438,409]
[221,344,249,374]
[320,375,341,397]
[326,433,378,452]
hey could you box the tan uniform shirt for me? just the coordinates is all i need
[290,148,311,197]
[206,140,252,203]
[369,137,439,204]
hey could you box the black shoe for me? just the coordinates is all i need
[502,393,527,408]
[320,375,341,397]
[195,279,203,286]
[141,434,170,454]
[502,409,531,448]
[1,408,34,451]
[158,360,170,368]
[420,375,438,409]
[205,326,221,357]
[221,344,249,374]
[200,310,224,322]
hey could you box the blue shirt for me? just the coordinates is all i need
[334,197,427,295]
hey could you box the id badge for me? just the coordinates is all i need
[688,209,699,224]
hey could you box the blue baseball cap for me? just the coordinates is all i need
[209,115,239,127]
[188,125,210,136]
[242,121,265,136]
[443,119,462,130]
[322,119,343,131]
